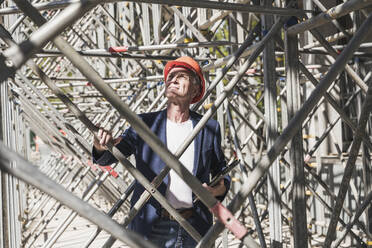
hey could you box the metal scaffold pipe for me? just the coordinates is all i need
[0,0,308,16]
[101,12,280,248]
[226,106,267,248]
[0,142,157,248]
[1,0,372,246]
[8,1,213,243]
[287,0,372,35]
[324,66,372,247]
[10,2,252,245]
[198,11,372,248]
[81,181,135,247]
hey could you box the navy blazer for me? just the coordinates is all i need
[93,109,230,238]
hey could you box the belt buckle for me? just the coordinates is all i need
[169,214,176,221]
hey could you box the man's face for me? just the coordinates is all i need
[165,67,200,103]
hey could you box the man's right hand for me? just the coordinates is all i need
[93,128,116,152]
[93,127,123,156]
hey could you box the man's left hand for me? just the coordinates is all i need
[202,179,226,197]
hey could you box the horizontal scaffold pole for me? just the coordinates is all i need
[197,11,372,248]
[287,0,372,35]
[0,142,157,248]
[0,0,309,16]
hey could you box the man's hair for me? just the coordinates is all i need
[189,72,202,98]
[188,70,201,88]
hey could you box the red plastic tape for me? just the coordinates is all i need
[210,202,248,239]
[108,46,128,53]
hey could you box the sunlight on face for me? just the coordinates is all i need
[165,67,199,103]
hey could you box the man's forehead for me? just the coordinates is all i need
[168,67,193,75]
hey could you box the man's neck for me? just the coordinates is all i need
[167,102,190,123]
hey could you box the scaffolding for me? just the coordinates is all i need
[1,0,372,247]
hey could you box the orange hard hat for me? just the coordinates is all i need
[164,56,205,104]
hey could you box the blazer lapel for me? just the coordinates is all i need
[190,111,202,176]
[160,110,168,185]
[158,110,167,146]
[152,110,168,185]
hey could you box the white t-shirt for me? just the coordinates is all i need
[165,118,195,209]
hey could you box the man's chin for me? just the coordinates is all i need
[166,95,191,104]
[165,92,180,99]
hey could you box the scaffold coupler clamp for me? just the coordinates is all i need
[210,201,248,239]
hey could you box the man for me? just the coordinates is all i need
[93,56,230,247]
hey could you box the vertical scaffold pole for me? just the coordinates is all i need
[285,15,308,248]
[262,0,281,246]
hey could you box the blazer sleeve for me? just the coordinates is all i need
[92,126,138,165]
[211,122,231,202]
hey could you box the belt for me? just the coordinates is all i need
[160,208,193,220]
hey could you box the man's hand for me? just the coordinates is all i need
[93,128,121,152]
[202,178,226,197]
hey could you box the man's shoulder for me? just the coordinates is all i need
[190,111,219,128]
[138,110,165,124]
[190,110,202,120]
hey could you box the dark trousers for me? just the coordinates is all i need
[148,218,197,248]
